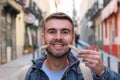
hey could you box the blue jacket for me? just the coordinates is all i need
[25,53,120,80]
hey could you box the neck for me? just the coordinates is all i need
[44,55,69,71]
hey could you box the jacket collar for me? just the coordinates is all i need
[32,52,80,71]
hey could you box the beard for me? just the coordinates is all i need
[46,48,71,58]
[45,39,72,58]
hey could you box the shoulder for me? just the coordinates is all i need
[17,64,32,80]
[25,64,38,80]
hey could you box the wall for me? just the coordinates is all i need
[16,11,25,57]
[94,15,103,49]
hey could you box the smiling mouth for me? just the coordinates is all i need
[51,42,67,46]
[49,43,68,50]
[52,44,65,48]
[41,43,69,50]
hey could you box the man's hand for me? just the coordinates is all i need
[77,50,105,76]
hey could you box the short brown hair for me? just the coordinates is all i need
[43,12,74,33]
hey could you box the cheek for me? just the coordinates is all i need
[64,36,74,43]
[44,35,53,43]
[66,37,72,41]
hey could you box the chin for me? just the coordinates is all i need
[47,49,71,58]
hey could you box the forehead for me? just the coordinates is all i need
[45,19,73,30]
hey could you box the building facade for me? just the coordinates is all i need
[0,0,21,64]
[0,0,43,64]
[102,0,120,58]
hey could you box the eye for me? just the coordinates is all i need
[48,30,56,34]
[62,30,70,35]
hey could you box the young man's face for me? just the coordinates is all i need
[42,19,75,58]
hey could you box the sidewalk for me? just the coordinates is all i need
[0,54,33,80]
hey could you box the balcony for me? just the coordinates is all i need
[86,1,102,19]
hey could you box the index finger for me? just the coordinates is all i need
[78,50,99,55]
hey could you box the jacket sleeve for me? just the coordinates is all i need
[93,67,120,80]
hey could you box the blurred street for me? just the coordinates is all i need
[0,54,32,80]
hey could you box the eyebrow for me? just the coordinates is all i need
[47,28,71,32]
[47,28,55,32]
[62,28,71,32]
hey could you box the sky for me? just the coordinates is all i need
[56,0,82,19]
[34,0,83,19]
[57,0,73,18]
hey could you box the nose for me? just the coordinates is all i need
[55,32,62,40]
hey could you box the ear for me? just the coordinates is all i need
[72,34,75,44]
[41,33,45,44]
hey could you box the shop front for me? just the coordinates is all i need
[102,0,119,58]
[0,3,19,64]
[16,0,43,55]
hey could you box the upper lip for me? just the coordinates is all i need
[51,43,65,46]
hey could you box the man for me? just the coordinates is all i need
[25,12,120,80]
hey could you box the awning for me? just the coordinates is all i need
[102,0,118,21]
